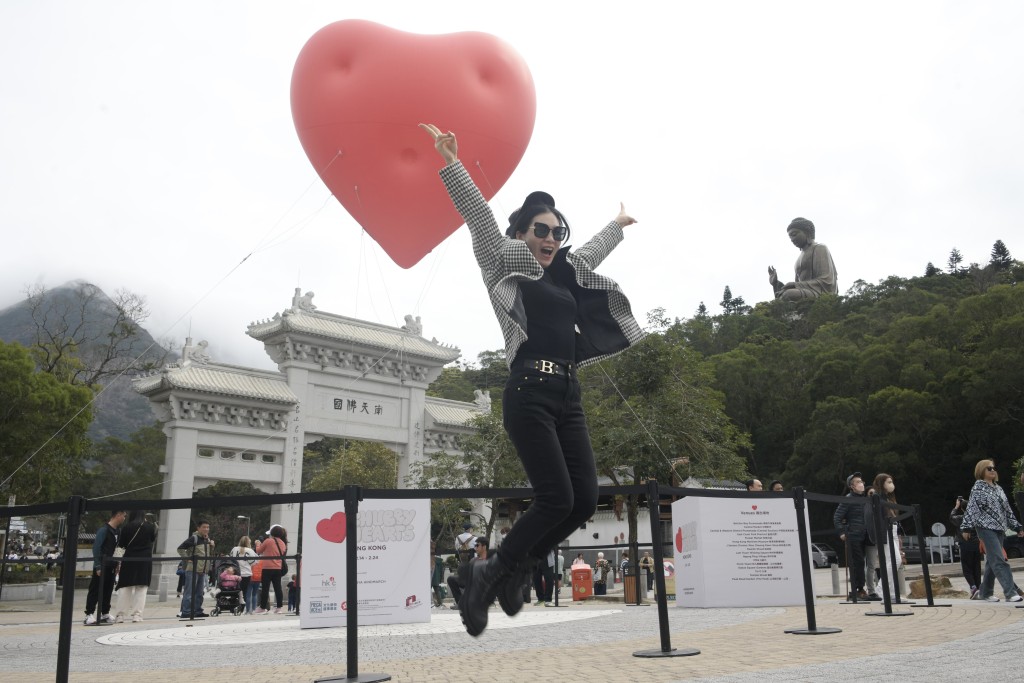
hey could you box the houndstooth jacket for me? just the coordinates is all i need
[439,161,645,369]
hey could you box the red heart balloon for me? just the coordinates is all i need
[316,512,347,544]
[291,20,536,268]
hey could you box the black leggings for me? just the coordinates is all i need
[261,569,284,609]
[498,367,597,568]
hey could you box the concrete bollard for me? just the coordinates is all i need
[44,578,57,604]
[831,563,840,595]
[158,575,168,603]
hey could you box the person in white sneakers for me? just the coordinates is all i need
[960,459,1024,602]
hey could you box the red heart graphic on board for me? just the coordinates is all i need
[291,20,536,268]
[751,505,758,510]
[316,512,347,544]
[675,527,683,553]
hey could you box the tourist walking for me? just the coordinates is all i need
[960,459,1024,602]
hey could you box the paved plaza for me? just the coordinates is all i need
[2,565,1023,683]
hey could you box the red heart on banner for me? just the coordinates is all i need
[291,20,536,268]
[316,512,347,544]
[675,527,683,553]
[751,505,758,511]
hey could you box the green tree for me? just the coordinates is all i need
[192,480,273,547]
[583,329,750,547]
[405,403,526,544]
[990,240,1012,270]
[947,248,965,278]
[0,340,93,504]
[305,439,399,492]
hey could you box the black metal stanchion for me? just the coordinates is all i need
[838,531,861,605]
[316,485,390,683]
[56,495,84,683]
[865,494,911,617]
[634,479,699,658]
[785,487,841,635]
[911,504,950,607]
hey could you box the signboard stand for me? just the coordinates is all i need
[632,480,700,658]
[314,486,391,683]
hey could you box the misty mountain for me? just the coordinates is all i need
[0,280,174,441]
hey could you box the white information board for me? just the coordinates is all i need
[300,498,430,628]
[671,496,811,608]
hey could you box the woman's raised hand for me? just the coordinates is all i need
[419,123,458,165]
[615,202,637,228]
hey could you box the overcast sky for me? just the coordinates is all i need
[2,1,1022,372]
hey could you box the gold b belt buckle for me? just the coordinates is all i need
[538,359,557,375]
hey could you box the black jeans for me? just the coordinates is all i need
[261,568,284,609]
[84,563,117,616]
[499,366,597,567]
[846,532,867,592]
[959,542,982,589]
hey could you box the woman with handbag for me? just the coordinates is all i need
[254,524,288,614]
[230,535,259,614]
[112,510,157,622]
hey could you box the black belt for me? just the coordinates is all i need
[515,358,573,377]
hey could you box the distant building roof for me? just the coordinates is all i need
[133,363,297,404]
[424,397,483,428]
[247,310,460,363]
[679,477,747,490]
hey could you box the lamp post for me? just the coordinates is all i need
[237,515,250,538]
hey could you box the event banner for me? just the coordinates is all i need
[300,498,430,628]
[671,496,810,608]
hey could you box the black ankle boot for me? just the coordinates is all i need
[460,552,512,637]
[497,556,535,617]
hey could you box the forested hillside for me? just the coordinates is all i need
[428,244,1024,530]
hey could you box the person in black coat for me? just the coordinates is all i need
[112,510,158,622]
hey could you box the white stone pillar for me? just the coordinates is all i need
[156,424,198,582]
[274,367,308,540]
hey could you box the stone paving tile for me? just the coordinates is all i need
[3,573,1024,683]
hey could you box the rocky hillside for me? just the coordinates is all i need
[0,280,174,440]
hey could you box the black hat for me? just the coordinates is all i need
[506,190,556,237]
[846,472,862,489]
[462,523,473,530]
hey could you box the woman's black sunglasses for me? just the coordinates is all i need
[530,222,568,241]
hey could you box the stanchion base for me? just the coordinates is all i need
[633,647,700,658]
[784,627,842,635]
[314,674,391,682]
[892,600,917,606]
[864,610,913,616]
[914,603,952,607]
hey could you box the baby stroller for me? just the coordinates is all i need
[210,557,245,617]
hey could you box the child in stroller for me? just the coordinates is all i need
[210,558,245,616]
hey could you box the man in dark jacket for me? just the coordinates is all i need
[834,473,878,601]
[83,510,126,625]
[177,520,213,618]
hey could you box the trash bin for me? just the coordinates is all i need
[623,567,638,604]
[571,565,593,601]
